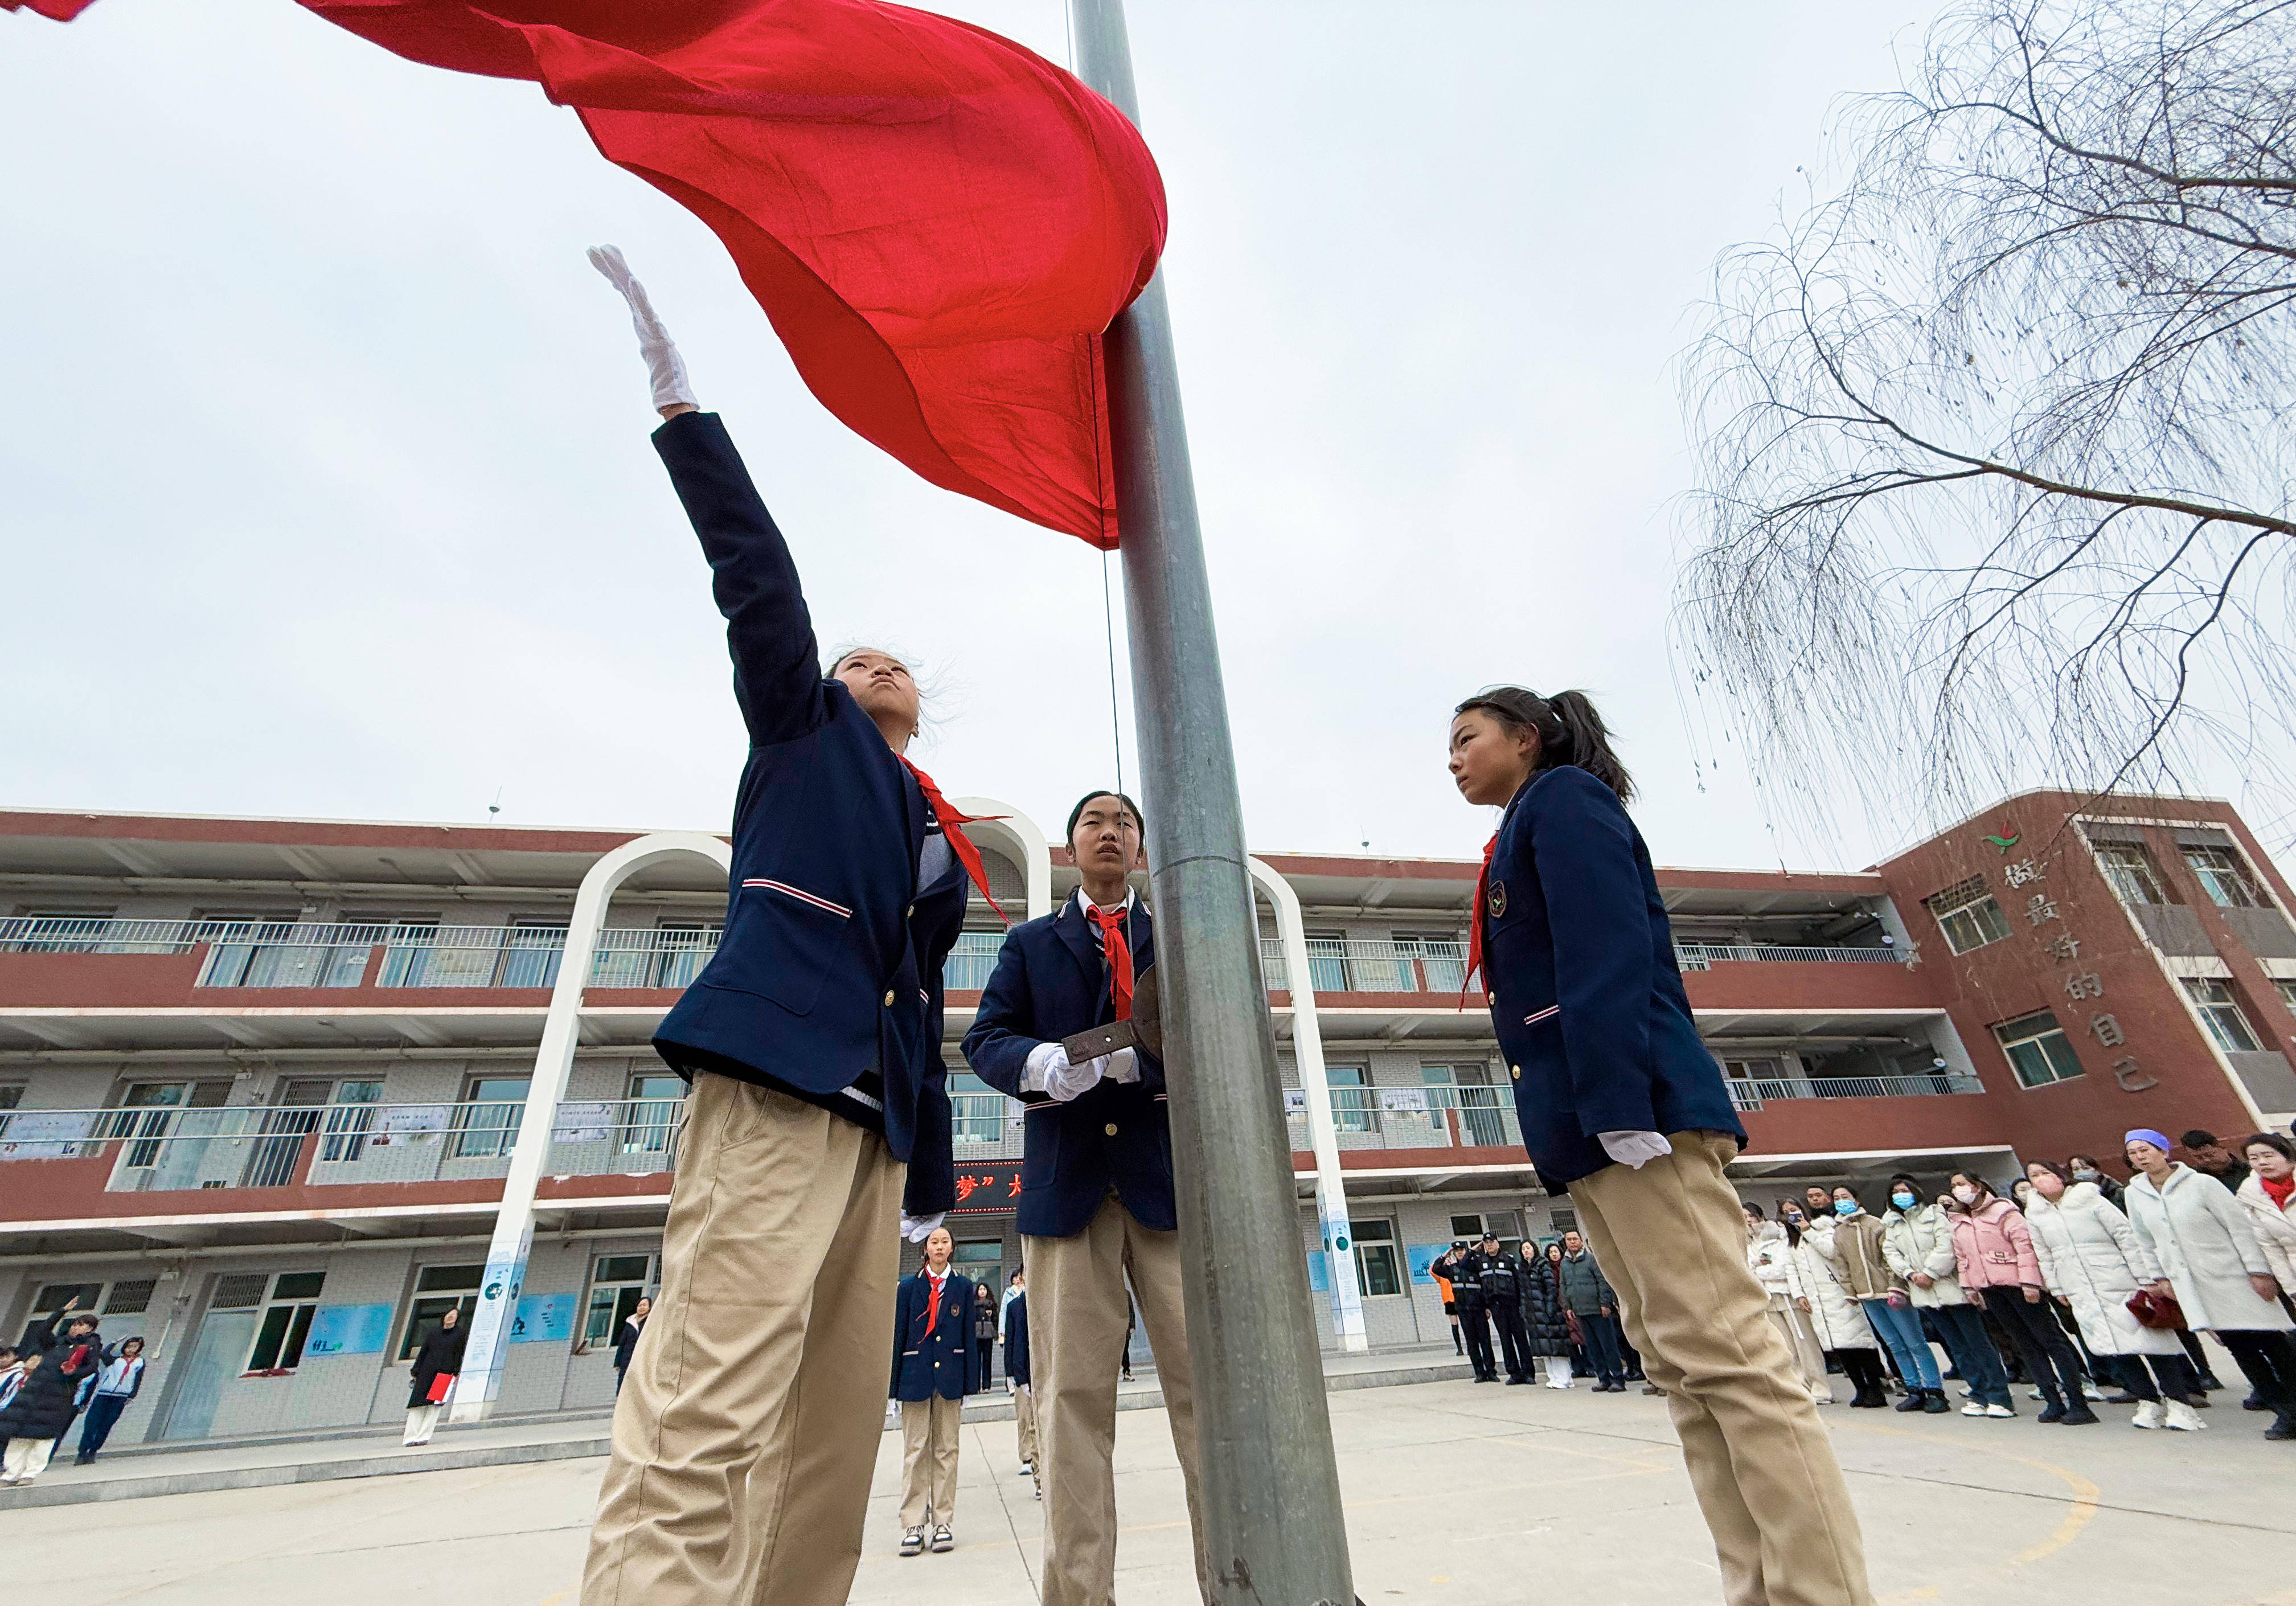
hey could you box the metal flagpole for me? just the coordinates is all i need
[1065,4,1358,1602]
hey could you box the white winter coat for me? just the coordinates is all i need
[1787,1219,1879,1351]
[2125,1163,2293,1334]
[1748,1221,1794,1312]
[2023,1182,2180,1357]
[2235,1174,2296,1288]
[1880,1204,1966,1308]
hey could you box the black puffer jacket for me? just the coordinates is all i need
[1520,1253,1572,1357]
[407,1318,469,1410]
[0,1360,83,1442]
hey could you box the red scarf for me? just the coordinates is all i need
[1087,903,1134,1020]
[2265,1172,2295,1211]
[1462,831,1496,1005]
[900,757,1009,924]
[922,1267,949,1335]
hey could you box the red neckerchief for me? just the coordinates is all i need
[900,757,1009,924]
[1462,831,1496,1007]
[923,1267,949,1335]
[1086,901,1134,1020]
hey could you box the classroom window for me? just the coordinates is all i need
[620,1073,684,1154]
[497,919,566,989]
[1304,931,1351,993]
[1924,878,2011,954]
[583,1254,657,1345]
[948,1071,1003,1145]
[244,1271,327,1374]
[454,1077,530,1158]
[399,1264,483,1359]
[1351,1218,1403,1297]
[1993,1011,2085,1089]
[1325,1065,1374,1132]
[2182,845,2267,909]
[2183,978,2262,1053]
[650,921,718,989]
[2095,842,2169,907]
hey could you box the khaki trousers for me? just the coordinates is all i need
[582,1075,903,1606]
[1573,1132,1872,1606]
[900,1395,961,1527]
[1015,1381,1039,1466]
[1027,1191,1210,1606]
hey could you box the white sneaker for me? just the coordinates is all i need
[2131,1399,2164,1430]
[1961,1402,1988,1417]
[2162,1399,2207,1432]
[1985,1404,2016,1419]
[2083,1381,2107,1401]
[2028,1387,2045,1401]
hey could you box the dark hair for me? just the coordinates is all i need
[1951,1172,1996,1203]
[2245,1132,2296,1163]
[2026,1158,2073,1185]
[2068,1153,2102,1171]
[1887,1174,1922,1197]
[2181,1129,2221,1149]
[1743,1199,1766,1218]
[1452,686,1634,802]
[1065,789,1144,843]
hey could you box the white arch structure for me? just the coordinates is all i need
[1250,858,1367,1352]
[453,830,732,1422]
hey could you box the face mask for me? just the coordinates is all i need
[1833,1199,1858,1216]
[2072,1169,2098,1182]
[1953,1185,1979,1204]
[1891,1191,1916,1210]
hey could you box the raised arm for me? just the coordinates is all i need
[591,246,823,748]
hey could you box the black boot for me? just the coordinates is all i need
[1921,1388,1950,1414]
[2266,1411,2296,1442]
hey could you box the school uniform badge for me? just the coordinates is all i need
[1486,880,1507,918]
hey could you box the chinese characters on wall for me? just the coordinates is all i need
[1999,849,2156,1093]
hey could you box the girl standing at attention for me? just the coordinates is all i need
[1449,686,1872,1606]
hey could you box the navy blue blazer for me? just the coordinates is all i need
[646,412,969,1216]
[961,899,1174,1238]
[891,1269,978,1402]
[1482,764,1746,1187]
[1001,1290,1031,1388]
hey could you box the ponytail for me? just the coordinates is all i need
[1453,686,1635,802]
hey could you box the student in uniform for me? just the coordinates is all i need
[892,1226,978,1555]
[962,790,1211,1606]
[579,248,983,1606]
[1004,1269,1041,1496]
[1448,685,1872,1606]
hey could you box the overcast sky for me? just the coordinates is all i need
[11,0,2207,876]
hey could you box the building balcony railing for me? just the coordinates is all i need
[1254,937,1907,992]
[0,1097,687,1191]
[1725,1072,1984,1113]
[1672,941,1908,969]
[1284,1085,1523,1152]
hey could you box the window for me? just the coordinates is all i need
[650,921,717,989]
[376,919,445,988]
[243,1271,326,1374]
[1351,1217,1403,1297]
[2183,978,2262,1053]
[2183,845,2267,909]
[453,1077,529,1158]
[1325,1065,1374,1132]
[1994,1011,2085,1089]
[104,1081,190,1169]
[1304,930,1351,994]
[1925,878,2011,954]
[7,909,116,952]
[497,919,565,989]
[2277,979,2296,1015]
[948,1071,1002,1146]
[1391,931,1466,993]
[1445,1211,1522,1253]
[621,1072,685,1154]
[399,1265,483,1359]
[105,1279,158,1316]
[319,1081,384,1162]
[582,1253,657,1346]
[1422,1063,1507,1146]
[2094,842,2168,907]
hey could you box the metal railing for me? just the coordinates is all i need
[1255,936,1907,991]
[1283,1085,1523,1152]
[1725,1072,1983,1113]
[0,1098,688,1189]
[1674,941,1908,969]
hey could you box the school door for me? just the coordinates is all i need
[159,1298,259,1440]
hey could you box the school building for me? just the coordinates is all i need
[1,788,2290,1445]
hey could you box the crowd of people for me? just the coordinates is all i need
[0,1293,151,1485]
[1430,1230,1663,1393]
[1733,1128,2295,1440]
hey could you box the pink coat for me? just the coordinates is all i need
[1950,1199,2042,1290]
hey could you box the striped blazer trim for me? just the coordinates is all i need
[1522,1004,1560,1027]
[740,878,852,919]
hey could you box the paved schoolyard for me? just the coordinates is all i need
[12,1377,2292,1606]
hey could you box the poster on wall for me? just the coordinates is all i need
[511,1292,577,1343]
[1407,1245,1450,1284]
[1282,1089,1308,1114]
[0,1110,98,1159]
[304,1302,394,1357]
[1379,1088,1429,1114]
[554,1103,613,1145]
[375,1105,449,1145]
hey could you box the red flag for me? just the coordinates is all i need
[2,2,99,17]
[15,0,1165,547]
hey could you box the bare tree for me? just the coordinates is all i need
[1678,0,2296,844]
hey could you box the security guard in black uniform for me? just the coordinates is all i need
[1449,1240,1497,1382]
[1473,1231,1533,1384]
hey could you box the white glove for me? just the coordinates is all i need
[900,1211,946,1243]
[1104,1047,1139,1084]
[1024,1042,1109,1103]
[1598,1130,1672,1169]
[587,244,698,413]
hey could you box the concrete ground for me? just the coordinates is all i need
[12,1376,2292,1606]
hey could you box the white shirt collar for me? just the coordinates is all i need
[1071,885,1137,920]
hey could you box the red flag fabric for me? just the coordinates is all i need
[304,0,1165,548]
[14,0,1165,546]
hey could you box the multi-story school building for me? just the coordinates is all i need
[1,788,2288,1445]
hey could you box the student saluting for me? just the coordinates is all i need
[580,248,989,1606]
[963,790,1210,1606]
[1448,686,1873,1606]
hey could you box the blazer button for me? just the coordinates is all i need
[884,990,896,1007]
[1104,1122,1118,1137]
[1510,1064,1521,1080]
[907,904,916,918]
